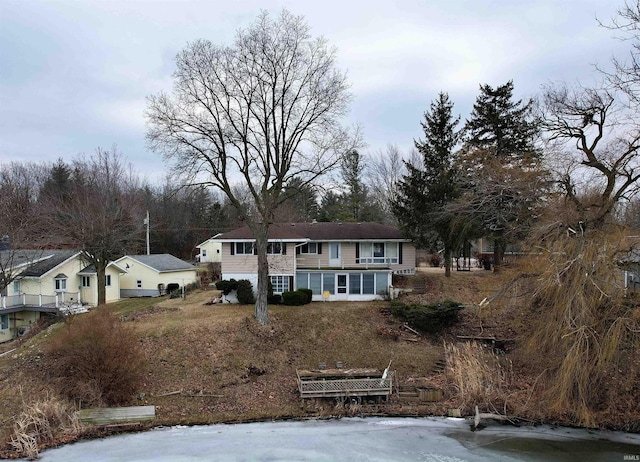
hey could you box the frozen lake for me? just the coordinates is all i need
[35,417,640,461]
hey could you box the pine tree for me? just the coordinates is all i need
[393,92,466,276]
[463,81,541,267]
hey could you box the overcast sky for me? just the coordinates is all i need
[0,0,630,184]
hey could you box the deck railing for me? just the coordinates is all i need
[1,292,81,310]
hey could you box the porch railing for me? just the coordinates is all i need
[1,292,82,309]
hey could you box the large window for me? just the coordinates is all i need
[270,275,290,294]
[322,273,335,294]
[358,242,398,264]
[12,279,21,294]
[309,273,322,295]
[235,242,254,255]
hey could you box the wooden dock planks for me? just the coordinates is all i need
[77,406,156,425]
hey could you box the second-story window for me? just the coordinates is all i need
[267,242,282,254]
[12,279,21,294]
[235,242,254,255]
[300,243,318,254]
[358,243,399,264]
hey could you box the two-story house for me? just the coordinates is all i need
[211,222,415,301]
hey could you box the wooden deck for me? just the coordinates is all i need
[296,368,393,400]
[77,405,156,425]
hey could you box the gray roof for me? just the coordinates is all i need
[1,250,78,277]
[125,254,196,272]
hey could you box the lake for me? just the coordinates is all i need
[35,417,640,461]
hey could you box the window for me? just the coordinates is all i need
[322,273,335,294]
[270,275,290,294]
[12,279,21,294]
[309,273,322,295]
[296,272,309,289]
[137,280,142,289]
[363,273,375,294]
[235,242,254,255]
[105,275,112,287]
[267,242,282,254]
[349,273,361,294]
[0,314,7,330]
[55,276,67,291]
[202,249,207,257]
[358,242,398,264]
[300,243,318,254]
[376,273,389,295]
[82,276,91,288]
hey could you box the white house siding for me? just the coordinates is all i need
[197,241,222,263]
[20,257,83,305]
[119,257,197,298]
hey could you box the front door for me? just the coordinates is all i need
[336,273,348,300]
[329,243,341,267]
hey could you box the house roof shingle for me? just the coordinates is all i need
[215,222,407,241]
[8,250,79,277]
[124,254,196,272]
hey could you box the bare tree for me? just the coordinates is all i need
[0,162,48,294]
[367,144,408,223]
[146,10,356,324]
[43,148,144,305]
[541,83,640,228]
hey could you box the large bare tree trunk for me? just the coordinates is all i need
[97,264,107,306]
[254,227,270,325]
[444,246,452,278]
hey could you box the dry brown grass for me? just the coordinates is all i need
[9,396,79,460]
[444,341,512,415]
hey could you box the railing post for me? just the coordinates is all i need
[39,294,42,306]
[2,296,5,309]
[22,294,26,305]
[55,294,59,308]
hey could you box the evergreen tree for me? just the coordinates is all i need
[281,177,319,222]
[465,80,538,160]
[393,92,466,276]
[462,81,541,267]
[40,158,72,202]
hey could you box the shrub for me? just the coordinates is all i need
[215,279,238,295]
[390,299,464,334]
[298,288,313,304]
[46,309,145,407]
[267,294,282,304]
[236,279,255,304]
[282,290,308,306]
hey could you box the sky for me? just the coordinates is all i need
[0,0,631,184]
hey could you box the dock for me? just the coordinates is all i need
[77,405,156,426]
[296,368,393,401]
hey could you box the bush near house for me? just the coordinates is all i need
[215,279,238,295]
[390,299,464,334]
[298,288,313,304]
[281,290,309,306]
[236,279,255,304]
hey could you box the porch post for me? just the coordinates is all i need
[55,294,59,308]
[39,294,42,306]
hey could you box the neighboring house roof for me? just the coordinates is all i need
[117,254,196,273]
[19,250,80,277]
[78,262,128,275]
[215,222,408,242]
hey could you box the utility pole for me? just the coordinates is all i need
[144,211,150,255]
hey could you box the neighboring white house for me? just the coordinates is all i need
[0,249,125,343]
[115,254,198,297]
[210,222,416,302]
[195,239,222,263]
